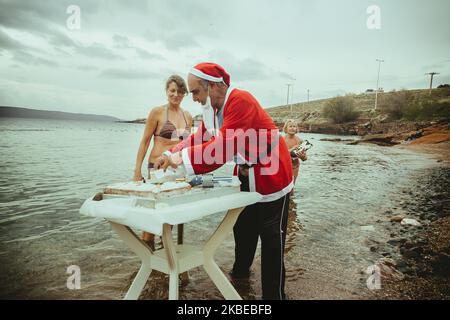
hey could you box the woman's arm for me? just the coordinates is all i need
[184,110,193,129]
[133,108,159,181]
[297,136,308,161]
[287,136,302,152]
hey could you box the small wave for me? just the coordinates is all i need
[3,228,59,243]
[0,129,52,132]
[0,211,45,224]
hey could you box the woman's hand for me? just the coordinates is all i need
[133,171,145,182]
[299,150,308,161]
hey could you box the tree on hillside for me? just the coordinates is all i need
[322,96,359,124]
[379,90,415,120]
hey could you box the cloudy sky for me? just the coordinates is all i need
[0,0,449,120]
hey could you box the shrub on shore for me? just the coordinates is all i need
[380,89,450,121]
[322,96,360,124]
[379,90,415,119]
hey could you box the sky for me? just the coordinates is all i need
[0,0,449,120]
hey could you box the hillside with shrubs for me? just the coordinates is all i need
[267,87,450,137]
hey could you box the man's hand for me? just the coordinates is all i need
[239,165,249,177]
[154,154,171,171]
[154,154,179,171]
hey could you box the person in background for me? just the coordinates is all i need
[283,119,307,185]
[133,75,192,249]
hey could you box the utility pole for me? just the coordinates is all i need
[291,83,295,116]
[426,72,439,95]
[374,59,384,111]
[286,83,292,115]
[307,89,310,103]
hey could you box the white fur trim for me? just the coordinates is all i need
[259,181,294,203]
[181,148,195,176]
[190,68,223,83]
[219,87,235,121]
[249,167,256,192]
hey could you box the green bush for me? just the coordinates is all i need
[381,90,450,121]
[412,99,450,120]
[323,96,359,123]
[379,90,415,120]
[403,102,422,121]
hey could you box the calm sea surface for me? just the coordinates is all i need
[0,118,436,299]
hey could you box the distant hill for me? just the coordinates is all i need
[0,106,121,122]
[123,113,203,125]
[119,118,146,124]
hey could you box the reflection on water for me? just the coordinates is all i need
[0,118,437,299]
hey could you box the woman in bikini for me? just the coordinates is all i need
[133,75,193,248]
[283,119,307,185]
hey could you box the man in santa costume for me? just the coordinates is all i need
[154,62,293,300]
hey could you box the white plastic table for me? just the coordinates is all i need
[80,191,262,300]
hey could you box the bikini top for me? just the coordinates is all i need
[154,106,190,140]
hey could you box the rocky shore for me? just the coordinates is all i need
[368,166,450,299]
[314,116,449,299]
[317,120,450,151]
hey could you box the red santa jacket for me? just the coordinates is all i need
[168,88,293,202]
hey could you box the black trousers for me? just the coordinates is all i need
[232,174,290,300]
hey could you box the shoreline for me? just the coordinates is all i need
[367,143,449,299]
[398,141,450,164]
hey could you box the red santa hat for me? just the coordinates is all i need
[190,62,230,86]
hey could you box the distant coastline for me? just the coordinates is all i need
[117,118,146,124]
[119,114,204,125]
[0,106,121,122]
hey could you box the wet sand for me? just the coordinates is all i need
[399,141,450,164]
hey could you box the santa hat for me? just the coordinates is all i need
[190,62,230,86]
